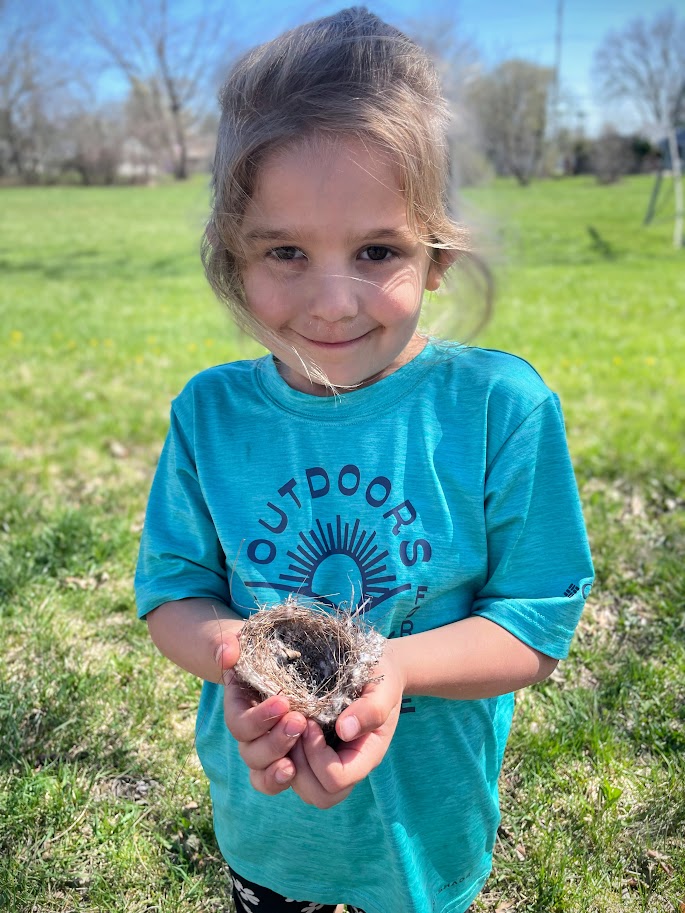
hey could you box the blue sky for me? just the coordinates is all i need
[448,0,664,132]
[76,0,673,135]
[234,0,669,134]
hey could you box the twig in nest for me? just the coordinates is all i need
[234,596,385,740]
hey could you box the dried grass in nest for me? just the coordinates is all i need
[234,596,385,738]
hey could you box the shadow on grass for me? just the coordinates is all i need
[586,225,617,260]
[507,477,685,779]
[0,492,152,779]
[0,489,134,606]
[0,250,192,281]
[0,661,138,777]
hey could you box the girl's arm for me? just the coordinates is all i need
[146,598,243,683]
[291,619,557,808]
[390,614,558,700]
[327,615,557,754]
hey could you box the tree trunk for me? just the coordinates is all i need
[172,115,188,180]
[667,124,683,249]
[159,51,189,181]
[167,93,188,179]
[5,111,28,180]
[643,170,663,225]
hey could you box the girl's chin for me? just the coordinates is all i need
[274,333,425,395]
[277,359,380,396]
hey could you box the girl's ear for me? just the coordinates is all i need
[425,248,458,292]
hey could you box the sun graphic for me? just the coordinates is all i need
[245,515,412,612]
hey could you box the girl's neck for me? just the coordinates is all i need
[274,333,429,397]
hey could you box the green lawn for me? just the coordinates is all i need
[1,175,683,912]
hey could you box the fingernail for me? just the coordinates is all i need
[285,719,304,738]
[275,764,294,784]
[265,699,289,720]
[339,716,360,741]
[213,644,226,666]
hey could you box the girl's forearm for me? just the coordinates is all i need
[388,615,558,700]
[146,598,244,683]
[146,600,556,696]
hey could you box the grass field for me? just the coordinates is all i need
[1,174,684,912]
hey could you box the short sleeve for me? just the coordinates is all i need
[134,403,231,618]
[471,393,593,659]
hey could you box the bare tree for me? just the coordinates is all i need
[61,108,125,185]
[0,10,60,180]
[403,10,489,195]
[122,77,175,171]
[0,29,41,178]
[593,8,685,247]
[0,1,97,182]
[80,0,234,179]
[591,127,642,184]
[467,60,555,186]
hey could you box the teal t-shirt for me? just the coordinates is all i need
[135,341,593,913]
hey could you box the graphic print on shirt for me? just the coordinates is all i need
[243,462,433,613]
[242,462,431,716]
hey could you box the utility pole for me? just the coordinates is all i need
[551,0,564,172]
[667,126,684,248]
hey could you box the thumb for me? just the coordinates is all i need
[336,678,395,742]
[213,633,240,678]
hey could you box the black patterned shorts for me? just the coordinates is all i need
[229,867,366,913]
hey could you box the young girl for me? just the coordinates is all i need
[135,9,593,913]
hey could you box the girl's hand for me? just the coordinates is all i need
[289,643,406,808]
[219,652,308,796]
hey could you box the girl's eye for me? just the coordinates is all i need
[268,246,304,261]
[361,246,393,262]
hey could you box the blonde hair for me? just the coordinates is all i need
[202,7,474,378]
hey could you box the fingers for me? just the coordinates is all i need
[336,679,394,743]
[222,676,307,774]
[302,663,404,794]
[223,683,291,743]
[213,633,241,680]
[239,710,307,771]
[244,727,352,807]
[249,757,297,796]
[336,702,382,743]
[289,736,354,809]
[302,720,380,793]
[223,638,403,808]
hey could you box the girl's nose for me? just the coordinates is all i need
[306,272,359,322]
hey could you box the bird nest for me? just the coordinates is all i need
[233,596,385,737]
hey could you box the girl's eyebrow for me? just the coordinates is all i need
[243,228,300,242]
[355,227,417,244]
[243,227,417,244]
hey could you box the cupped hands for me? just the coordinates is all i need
[218,640,405,809]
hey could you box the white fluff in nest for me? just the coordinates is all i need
[234,596,385,729]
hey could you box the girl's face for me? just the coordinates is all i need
[239,137,446,395]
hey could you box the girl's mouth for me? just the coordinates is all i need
[300,331,371,349]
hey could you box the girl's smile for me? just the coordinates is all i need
[240,137,446,395]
